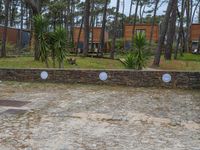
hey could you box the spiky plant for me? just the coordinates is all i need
[124,52,136,69]
[133,32,147,70]
[124,32,147,70]
[53,27,67,68]
[33,15,49,67]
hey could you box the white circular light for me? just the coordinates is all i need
[99,72,108,81]
[162,73,172,83]
[40,71,48,80]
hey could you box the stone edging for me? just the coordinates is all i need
[0,68,199,89]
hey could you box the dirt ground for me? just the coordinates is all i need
[0,81,199,150]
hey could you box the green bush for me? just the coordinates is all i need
[124,32,148,70]
[33,15,49,67]
[124,52,135,69]
[53,27,67,68]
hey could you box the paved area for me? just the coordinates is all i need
[0,81,199,150]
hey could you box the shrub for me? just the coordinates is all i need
[134,32,147,70]
[33,15,49,67]
[124,33,147,70]
[53,27,67,68]
[124,52,135,69]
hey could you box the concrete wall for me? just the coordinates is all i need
[0,69,200,89]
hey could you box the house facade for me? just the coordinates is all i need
[0,25,30,48]
[73,27,109,53]
[124,24,159,49]
[190,24,200,50]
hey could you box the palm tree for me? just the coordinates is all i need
[53,27,67,68]
[33,15,49,67]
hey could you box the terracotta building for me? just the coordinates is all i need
[190,24,200,50]
[0,25,30,47]
[73,27,109,52]
[124,24,159,49]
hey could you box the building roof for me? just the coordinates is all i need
[124,24,159,26]
[0,24,30,32]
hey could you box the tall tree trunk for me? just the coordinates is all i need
[24,0,41,60]
[98,0,109,57]
[76,16,84,55]
[139,2,144,23]
[10,0,19,27]
[153,0,175,67]
[198,5,200,52]
[70,0,75,45]
[132,0,139,49]
[129,0,133,18]
[174,0,186,59]
[164,0,178,60]
[0,0,3,24]
[121,0,125,38]
[19,0,24,49]
[1,0,10,58]
[192,1,200,22]
[90,0,95,52]
[83,0,90,56]
[140,5,146,23]
[110,0,120,59]
[150,0,159,45]
[199,4,200,23]
[198,36,200,52]
[185,0,191,52]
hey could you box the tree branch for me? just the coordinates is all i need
[24,0,39,13]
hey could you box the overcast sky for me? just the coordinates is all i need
[110,0,167,16]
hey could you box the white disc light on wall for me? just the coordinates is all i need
[40,71,48,80]
[162,73,172,83]
[99,72,108,81]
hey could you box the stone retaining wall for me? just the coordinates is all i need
[0,68,200,89]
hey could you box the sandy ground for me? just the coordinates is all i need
[0,81,199,150]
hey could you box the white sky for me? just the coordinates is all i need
[110,0,167,16]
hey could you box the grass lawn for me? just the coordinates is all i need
[148,53,200,71]
[0,56,125,69]
[0,53,199,71]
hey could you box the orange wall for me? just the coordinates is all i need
[190,24,200,41]
[0,26,19,44]
[73,27,109,43]
[124,24,159,42]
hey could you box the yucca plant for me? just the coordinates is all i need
[133,32,147,70]
[124,52,135,69]
[53,27,67,68]
[124,32,147,70]
[33,15,49,67]
[47,32,56,68]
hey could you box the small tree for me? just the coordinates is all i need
[124,32,147,70]
[53,27,67,68]
[33,15,49,67]
[47,32,56,68]
[134,32,147,70]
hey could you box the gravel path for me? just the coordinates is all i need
[0,82,199,150]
